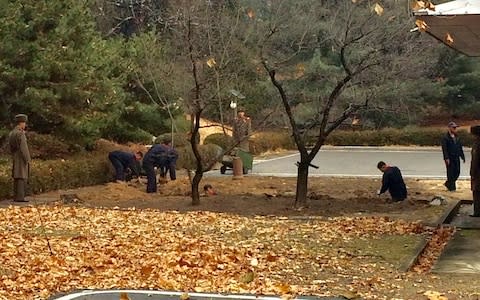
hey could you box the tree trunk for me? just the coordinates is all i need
[190,115,204,206]
[191,171,202,205]
[295,161,309,207]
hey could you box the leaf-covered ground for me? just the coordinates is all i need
[0,177,478,299]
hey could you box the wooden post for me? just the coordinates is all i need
[232,156,243,179]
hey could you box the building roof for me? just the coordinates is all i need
[413,0,480,56]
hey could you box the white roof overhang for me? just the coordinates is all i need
[413,0,480,56]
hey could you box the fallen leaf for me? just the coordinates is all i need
[445,32,454,45]
[424,290,448,300]
[119,292,131,300]
[374,3,384,16]
[180,293,190,300]
[246,8,255,19]
[206,58,216,68]
[415,19,428,32]
[239,271,254,283]
[411,0,426,11]
[426,1,436,10]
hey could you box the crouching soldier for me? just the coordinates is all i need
[376,161,407,202]
[142,137,178,193]
[108,150,143,182]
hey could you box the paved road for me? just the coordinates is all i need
[249,146,471,179]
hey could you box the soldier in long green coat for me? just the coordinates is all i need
[232,108,251,152]
[8,114,31,202]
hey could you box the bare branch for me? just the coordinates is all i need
[262,60,307,156]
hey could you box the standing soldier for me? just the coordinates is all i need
[441,121,465,191]
[8,114,31,202]
[232,108,251,152]
[469,125,480,217]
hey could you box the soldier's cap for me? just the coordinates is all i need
[448,121,459,128]
[471,125,480,136]
[14,114,28,123]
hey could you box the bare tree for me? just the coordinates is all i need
[259,0,436,207]
[172,0,261,205]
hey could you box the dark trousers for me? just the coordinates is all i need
[473,191,480,216]
[143,161,157,193]
[13,179,26,201]
[445,158,460,191]
[109,153,125,181]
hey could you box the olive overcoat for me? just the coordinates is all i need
[8,127,31,179]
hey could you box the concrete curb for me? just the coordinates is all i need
[436,199,465,226]
[399,237,429,272]
[402,199,468,273]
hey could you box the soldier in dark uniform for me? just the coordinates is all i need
[108,150,143,182]
[469,125,480,217]
[232,108,251,152]
[376,161,407,202]
[8,114,31,202]
[441,121,465,191]
[142,137,178,193]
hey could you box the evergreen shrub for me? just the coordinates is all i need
[203,133,233,150]
[154,132,192,148]
[176,144,223,170]
[250,131,295,154]
[25,132,73,159]
[101,122,152,144]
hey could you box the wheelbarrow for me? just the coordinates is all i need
[220,148,253,175]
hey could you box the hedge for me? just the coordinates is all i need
[0,127,475,199]
[250,131,295,154]
[203,133,233,151]
[0,139,145,200]
[203,127,475,155]
[0,142,224,200]
[206,128,473,155]
[204,131,295,155]
[324,127,474,147]
[0,153,111,200]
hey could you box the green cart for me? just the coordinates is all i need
[220,148,253,175]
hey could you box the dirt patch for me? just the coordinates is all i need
[35,175,470,224]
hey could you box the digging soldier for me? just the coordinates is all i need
[108,150,143,183]
[376,161,407,202]
[469,125,480,217]
[142,137,178,193]
[8,114,31,202]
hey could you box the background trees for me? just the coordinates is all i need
[254,0,448,205]
[0,0,479,148]
[0,1,124,142]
